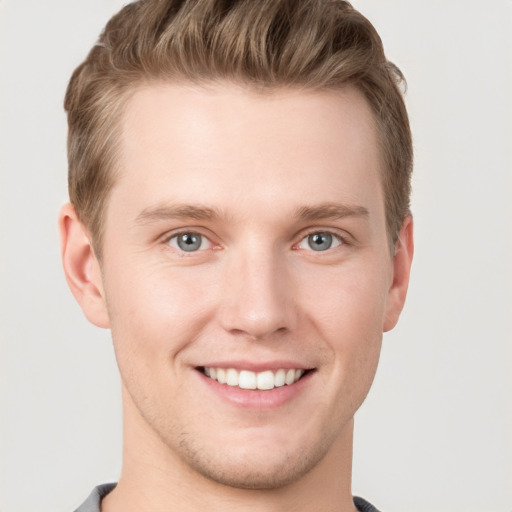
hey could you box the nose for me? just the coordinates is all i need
[218,247,298,340]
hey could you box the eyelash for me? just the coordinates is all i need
[295,230,346,252]
[163,228,348,254]
[165,231,215,253]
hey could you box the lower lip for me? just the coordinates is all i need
[196,370,313,410]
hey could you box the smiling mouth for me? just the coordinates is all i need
[199,367,311,391]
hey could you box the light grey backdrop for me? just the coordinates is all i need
[1,1,511,511]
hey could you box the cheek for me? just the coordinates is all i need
[315,287,383,383]
[302,257,391,338]
[103,261,214,375]
[301,260,388,388]
[105,260,224,374]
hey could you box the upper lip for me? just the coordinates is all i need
[196,361,313,372]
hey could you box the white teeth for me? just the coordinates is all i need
[257,370,275,390]
[285,369,296,385]
[226,368,239,386]
[217,368,227,384]
[239,370,257,390]
[202,366,306,390]
[274,369,286,387]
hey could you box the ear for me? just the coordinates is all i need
[383,215,414,332]
[58,203,110,328]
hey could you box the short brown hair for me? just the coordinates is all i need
[65,0,412,254]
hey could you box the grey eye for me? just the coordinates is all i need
[297,232,342,252]
[308,233,333,251]
[168,232,209,252]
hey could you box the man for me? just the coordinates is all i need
[58,1,413,511]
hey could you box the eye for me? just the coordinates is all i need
[167,232,212,252]
[297,232,342,252]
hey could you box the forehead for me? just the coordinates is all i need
[120,82,379,162]
[110,82,383,223]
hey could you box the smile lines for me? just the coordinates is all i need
[201,367,307,390]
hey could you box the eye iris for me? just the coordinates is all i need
[177,233,202,252]
[308,232,332,251]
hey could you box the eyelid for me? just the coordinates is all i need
[163,228,219,253]
[159,226,351,253]
[294,228,350,251]
[170,233,210,251]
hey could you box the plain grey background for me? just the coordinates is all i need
[1,1,511,511]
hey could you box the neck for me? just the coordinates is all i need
[103,391,357,512]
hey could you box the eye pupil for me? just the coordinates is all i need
[308,232,332,251]
[177,233,201,252]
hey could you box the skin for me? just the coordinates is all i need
[59,83,413,512]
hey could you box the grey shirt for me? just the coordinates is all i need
[74,483,381,512]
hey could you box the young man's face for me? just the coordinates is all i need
[74,83,411,489]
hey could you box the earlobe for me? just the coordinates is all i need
[58,203,110,328]
[383,215,414,332]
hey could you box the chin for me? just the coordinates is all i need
[187,453,319,490]
[173,428,335,490]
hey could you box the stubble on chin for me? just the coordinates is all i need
[169,426,337,491]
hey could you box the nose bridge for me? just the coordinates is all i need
[219,241,296,339]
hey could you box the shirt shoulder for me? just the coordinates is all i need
[354,496,381,512]
[73,483,116,512]
[74,485,379,512]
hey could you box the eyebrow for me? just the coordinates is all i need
[295,202,369,221]
[134,202,369,225]
[135,204,223,224]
